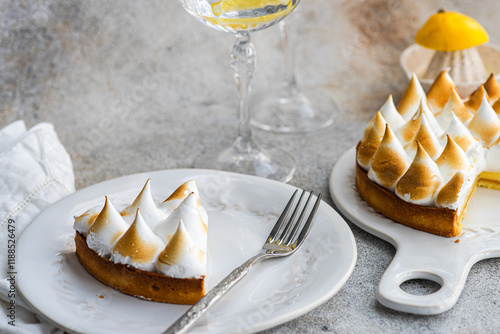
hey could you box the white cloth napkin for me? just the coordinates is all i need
[0,121,75,334]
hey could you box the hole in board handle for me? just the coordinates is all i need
[398,272,443,296]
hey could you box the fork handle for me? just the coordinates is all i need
[163,254,266,334]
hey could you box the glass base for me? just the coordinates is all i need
[251,88,337,134]
[194,140,295,183]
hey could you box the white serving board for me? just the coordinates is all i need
[330,147,500,315]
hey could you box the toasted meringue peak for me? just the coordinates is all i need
[404,114,443,160]
[120,179,167,230]
[426,70,457,114]
[159,180,208,224]
[484,73,500,103]
[436,171,467,210]
[444,112,478,152]
[379,95,405,129]
[465,84,488,112]
[362,111,387,140]
[87,197,129,257]
[397,110,421,144]
[397,73,427,121]
[418,99,444,136]
[468,93,500,147]
[435,135,472,182]
[493,99,500,115]
[435,87,472,129]
[357,112,387,170]
[395,142,444,206]
[112,210,165,271]
[156,220,206,279]
[73,208,99,236]
[362,114,375,140]
[398,100,442,145]
[368,125,410,191]
[155,193,207,251]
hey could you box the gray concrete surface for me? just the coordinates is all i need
[1,0,499,332]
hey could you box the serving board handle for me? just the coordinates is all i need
[376,243,470,315]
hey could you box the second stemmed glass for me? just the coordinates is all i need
[180,0,298,182]
[251,10,337,133]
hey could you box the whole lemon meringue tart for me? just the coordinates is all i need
[73,179,208,304]
[356,71,500,237]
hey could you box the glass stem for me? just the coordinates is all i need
[232,32,257,154]
[280,17,299,97]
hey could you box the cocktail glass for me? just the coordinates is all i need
[251,11,337,133]
[179,0,299,182]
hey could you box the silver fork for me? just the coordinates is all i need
[164,189,322,334]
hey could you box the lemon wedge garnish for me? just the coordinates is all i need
[415,9,489,51]
[211,0,291,16]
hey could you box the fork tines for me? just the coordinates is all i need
[268,189,322,249]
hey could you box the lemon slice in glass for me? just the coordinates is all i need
[207,0,294,32]
[211,0,291,16]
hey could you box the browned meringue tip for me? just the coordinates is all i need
[484,73,500,102]
[427,70,457,112]
[163,180,196,203]
[357,112,386,168]
[74,209,99,229]
[102,195,111,212]
[415,140,432,160]
[397,73,426,120]
[445,113,478,152]
[157,220,204,267]
[493,99,500,115]
[435,135,471,171]
[131,179,152,204]
[436,171,466,208]
[408,116,442,159]
[398,110,423,144]
[395,141,442,204]
[369,125,409,189]
[465,84,488,111]
[436,87,471,123]
[113,210,161,262]
[363,111,386,140]
[157,221,186,266]
[89,196,127,238]
[468,93,500,147]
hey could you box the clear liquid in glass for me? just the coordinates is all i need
[180,0,298,33]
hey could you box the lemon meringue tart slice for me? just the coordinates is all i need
[73,179,207,305]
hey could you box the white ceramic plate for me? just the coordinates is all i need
[330,147,500,315]
[18,169,356,334]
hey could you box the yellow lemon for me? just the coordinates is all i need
[415,9,489,51]
[211,0,291,16]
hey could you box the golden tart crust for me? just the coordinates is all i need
[75,232,205,305]
[355,144,479,237]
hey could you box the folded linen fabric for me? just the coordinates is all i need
[0,121,74,334]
